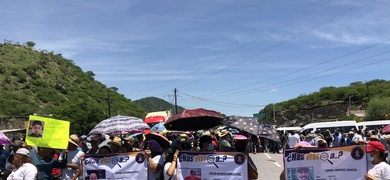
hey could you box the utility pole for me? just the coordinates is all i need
[365,82,370,101]
[108,89,111,118]
[273,104,276,123]
[174,88,178,114]
[349,95,352,110]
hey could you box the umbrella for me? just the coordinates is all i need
[164,108,223,131]
[222,115,281,142]
[0,132,11,144]
[145,133,170,149]
[382,124,390,133]
[222,116,260,136]
[89,115,150,135]
[257,124,281,143]
[151,123,166,133]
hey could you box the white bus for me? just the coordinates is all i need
[300,120,359,133]
[357,120,390,130]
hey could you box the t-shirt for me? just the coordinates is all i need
[148,155,164,180]
[288,134,300,147]
[368,162,390,180]
[30,148,67,180]
[59,149,84,180]
[163,162,177,180]
[7,163,37,180]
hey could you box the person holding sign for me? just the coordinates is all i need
[6,148,38,180]
[364,141,390,180]
[30,147,68,179]
[28,121,44,138]
[144,139,165,180]
[59,135,85,180]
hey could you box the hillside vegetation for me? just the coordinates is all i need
[133,97,185,114]
[0,41,147,134]
[260,80,390,126]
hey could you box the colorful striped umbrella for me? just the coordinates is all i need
[88,115,150,135]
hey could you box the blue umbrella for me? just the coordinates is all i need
[151,123,166,133]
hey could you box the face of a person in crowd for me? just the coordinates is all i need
[296,169,309,180]
[31,124,43,135]
[12,154,22,167]
[38,147,51,157]
[89,173,98,180]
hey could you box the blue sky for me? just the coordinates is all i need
[1,0,390,117]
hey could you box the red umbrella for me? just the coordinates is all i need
[164,108,223,131]
[145,133,170,149]
[382,124,390,133]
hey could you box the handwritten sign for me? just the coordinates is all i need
[25,115,70,149]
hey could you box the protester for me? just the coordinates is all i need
[217,130,234,152]
[144,139,165,180]
[0,144,10,179]
[86,136,100,154]
[164,137,193,180]
[233,135,258,180]
[6,148,37,180]
[364,141,390,180]
[5,140,23,174]
[30,147,67,179]
[107,136,122,153]
[59,135,84,180]
[123,136,140,152]
[79,135,89,153]
[198,135,214,152]
[287,131,300,148]
[98,143,112,154]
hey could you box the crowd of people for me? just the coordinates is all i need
[0,128,259,180]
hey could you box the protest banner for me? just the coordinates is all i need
[284,145,367,180]
[25,115,70,149]
[176,151,248,180]
[83,152,148,180]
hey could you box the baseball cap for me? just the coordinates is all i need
[16,148,30,157]
[367,141,386,153]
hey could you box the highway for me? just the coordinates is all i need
[249,152,284,180]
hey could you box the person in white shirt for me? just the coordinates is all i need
[287,131,300,148]
[59,135,85,180]
[144,139,165,180]
[352,129,363,142]
[364,141,390,180]
[7,148,37,180]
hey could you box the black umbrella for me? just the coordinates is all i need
[222,115,281,142]
[164,108,223,131]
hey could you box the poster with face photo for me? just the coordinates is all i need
[284,145,367,180]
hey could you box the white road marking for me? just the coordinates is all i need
[274,162,282,167]
[264,153,271,159]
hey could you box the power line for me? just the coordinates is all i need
[177,0,375,89]
[146,0,331,91]
[201,37,390,98]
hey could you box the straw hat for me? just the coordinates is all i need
[69,134,80,147]
[108,136,122,147]
[218,130,231,137]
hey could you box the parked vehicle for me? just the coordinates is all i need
[300,120,358,133]
[276,127,302,134]
[357,120,390,131]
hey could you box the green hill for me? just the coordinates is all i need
[260,79,390,126]
[134,96,185,114]
[0,41,147,134]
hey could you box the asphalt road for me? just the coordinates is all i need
[249,152,284,180]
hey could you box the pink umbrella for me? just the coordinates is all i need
[382,124,390,133]
[0,132,11,144]
[234,135,248,140]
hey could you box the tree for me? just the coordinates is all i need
[26,41,35,48]
[365,97,390,121]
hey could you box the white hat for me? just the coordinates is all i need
[16,148,30,157]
